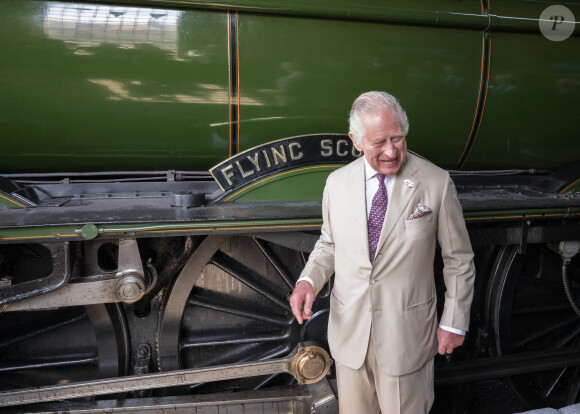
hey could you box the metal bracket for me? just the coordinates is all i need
[2,239,148,311]
[0,243,70,306]
[517,221,529,254]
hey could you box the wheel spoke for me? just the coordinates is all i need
[518,275,579,293]
[0,303,125,391]
[515,314,578,348]
[252,238,295,290]
[189,293,292,326]
[566,366,580,405]
[0,356,98,373]
[210,251,291,312]
[0,313,87,349]
[182,329,290,348]
[184,343,291,369]
[252,374,281,390]
[549,324,580,350]
[513,303,573,316]
[540,367,566,399]
[255,343,292,361]
[185,343,264,368]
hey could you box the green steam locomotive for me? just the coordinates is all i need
[0,0,579,412]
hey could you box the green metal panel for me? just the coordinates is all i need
[0,194,28,209]
[561,178,580,194]
[464,31,580,170]
[0,1,230,173]
[0,0,578,175]
[99,0,580,36]
[237,12,483,169]
[223,166,340,202]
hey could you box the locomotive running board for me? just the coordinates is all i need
[0,344,333,408]
[0,387,315,414]
[0,381,338,414]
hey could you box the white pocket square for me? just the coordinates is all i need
[408,204,432,220]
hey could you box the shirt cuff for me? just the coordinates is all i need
[439,325,466,336]
[296,276,314,288]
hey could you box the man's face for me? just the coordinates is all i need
[349,109,407,176]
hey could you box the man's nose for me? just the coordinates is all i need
[383,141,397,158]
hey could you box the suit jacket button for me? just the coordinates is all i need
[365,307,371,312]
[370,279,376,285]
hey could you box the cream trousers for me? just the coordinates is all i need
[335,330,434,414]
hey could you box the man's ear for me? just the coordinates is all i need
[349,132,364,152]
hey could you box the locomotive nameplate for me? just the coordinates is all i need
[210,134,361,196]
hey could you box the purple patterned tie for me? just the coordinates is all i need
[368,173,388,263]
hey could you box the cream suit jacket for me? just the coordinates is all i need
[301,152,475,376]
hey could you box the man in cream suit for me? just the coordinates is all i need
[290,91,475,413]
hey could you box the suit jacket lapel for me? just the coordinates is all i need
[376,153,420,255]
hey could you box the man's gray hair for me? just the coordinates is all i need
[349,91,409,145]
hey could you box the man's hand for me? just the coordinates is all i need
[289,280,314,324]
[437,327,465,355]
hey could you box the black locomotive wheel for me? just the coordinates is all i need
[487,244,580,409]
[0,303,128,391]
[159,234,330,393]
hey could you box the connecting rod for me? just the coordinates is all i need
[0,344,332,408]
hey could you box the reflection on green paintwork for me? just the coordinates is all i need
[465,32,580,170]
[44,3,183,56]
[0,1,230,173]
[237,14,482,169]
